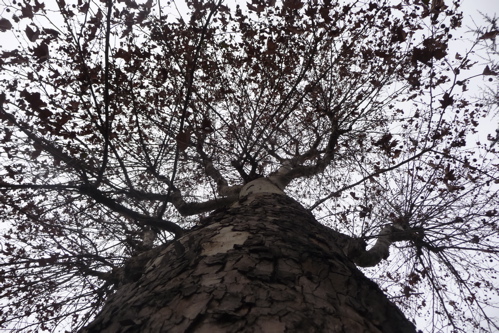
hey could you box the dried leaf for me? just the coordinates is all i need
[391,25,407,43]
[32,43,49,63]
[412,47,432,65]
[4,165,16,178]
[413,38,447,65]
[115,48,132,62]
[439,92,453,109]
[483,65,497,76]
[201,117,213,134]
[479,30,499,40]
[38,108,53,120]
[374,133,393,147]
[20,89,47,111]
[21,4,34,19]
[25,25,40,42]
[0,18,12,32]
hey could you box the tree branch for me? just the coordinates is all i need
[78,184,184,236]
[94,0,114,187]
[168,0,223,189]
[0,98,92,181]
[348,225,424,267]
[195,131,242,197]
[169,188,237,216]
[307,148,433,211]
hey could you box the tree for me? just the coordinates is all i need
[0,0,498,332]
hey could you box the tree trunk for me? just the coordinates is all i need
[80,192,416,333]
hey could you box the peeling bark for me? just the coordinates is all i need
[80,192,416,333]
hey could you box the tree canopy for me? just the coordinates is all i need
[0,0,498,332]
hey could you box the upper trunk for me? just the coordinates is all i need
[81,191,416,333]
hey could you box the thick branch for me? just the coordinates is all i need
[352,225,393,267]
[78,185,184,237]
[351,225,424,267]
[170,188,237,216]
[195,132,242,197]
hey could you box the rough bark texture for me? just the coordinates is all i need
[80,193,416,333]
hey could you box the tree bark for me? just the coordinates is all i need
[80,192,416,333]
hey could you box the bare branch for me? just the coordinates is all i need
[308,148,433,211]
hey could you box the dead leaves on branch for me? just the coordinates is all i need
[412,37,448,66]
[20,89,48,114]
[373,133,402,159]
[483,65,498,76]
